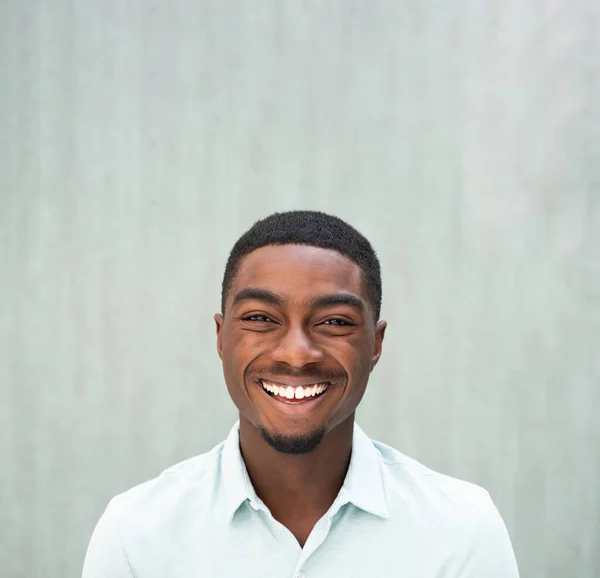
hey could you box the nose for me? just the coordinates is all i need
[272,324,324,368]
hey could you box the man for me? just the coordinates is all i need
[82,210,519,577]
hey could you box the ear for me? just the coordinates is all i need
[371,320,387,371]
[214,313,224,360]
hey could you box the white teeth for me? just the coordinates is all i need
[261,380,329,399]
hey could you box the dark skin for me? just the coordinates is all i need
[214,244,386,547]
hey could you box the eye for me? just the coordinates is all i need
[322,318,354,327]
[241,314,274,323]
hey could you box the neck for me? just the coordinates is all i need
[238,415,354,529]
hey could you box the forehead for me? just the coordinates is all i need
[230,244,367,305]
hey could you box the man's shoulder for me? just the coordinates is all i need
[107,441,225,528]
[370,437,518,574]
[372,438,498,524]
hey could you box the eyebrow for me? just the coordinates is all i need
[310,293,366,314]
[231,287,365,314]
[231,288,287,309]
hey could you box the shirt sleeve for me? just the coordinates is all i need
[82,500,134,578]
[455,492,520,577]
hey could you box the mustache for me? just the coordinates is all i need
[247,363,346,383]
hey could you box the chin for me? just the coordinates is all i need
[258,424,327,455]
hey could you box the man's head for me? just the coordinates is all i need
[215,211,386,454]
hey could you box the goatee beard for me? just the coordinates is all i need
[258,425,326,454]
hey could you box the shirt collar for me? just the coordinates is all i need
[220,420,391,523]
[344,422,391,518]
[220,421,259,522]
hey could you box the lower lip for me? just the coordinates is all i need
[256,381,332,416]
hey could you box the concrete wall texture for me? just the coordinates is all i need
[1,1,599,577]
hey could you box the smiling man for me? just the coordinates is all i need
[82,211,519,577]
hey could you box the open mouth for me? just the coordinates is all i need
[258,379,331,404]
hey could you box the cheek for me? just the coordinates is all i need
[334,336,373,375]
[350,360,372,391]
[220,334,244,379]
[232,332,283,376]
[222,333,264,381]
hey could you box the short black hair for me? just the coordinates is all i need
[221,210,382,322]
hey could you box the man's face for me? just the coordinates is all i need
[215,244,386,454]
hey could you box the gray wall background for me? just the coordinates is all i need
[1,1,599,577]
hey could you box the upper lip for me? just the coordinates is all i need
[257,377,332,388]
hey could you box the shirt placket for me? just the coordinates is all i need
[290,488,350,578]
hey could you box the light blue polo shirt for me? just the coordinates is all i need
[82,421,519,577]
